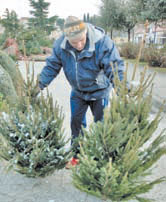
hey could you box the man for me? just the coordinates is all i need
[38,16,124,167]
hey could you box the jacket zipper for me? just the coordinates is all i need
[69,50,81,90]
[75,60,81,90]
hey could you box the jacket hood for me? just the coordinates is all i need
[60,23,105,52]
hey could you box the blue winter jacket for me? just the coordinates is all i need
[39,23,125,101]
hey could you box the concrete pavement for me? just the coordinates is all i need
[127,63,166,113]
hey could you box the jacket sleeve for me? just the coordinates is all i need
[98,35,124,84]
[39,41,62,90]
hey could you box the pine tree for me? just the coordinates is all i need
[0,62,71,178]
[28,0,57,34]
[72,22,166,201]
[0,9,21,39]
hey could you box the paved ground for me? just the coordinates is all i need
[0,61,166,202]
[127,62,166,113]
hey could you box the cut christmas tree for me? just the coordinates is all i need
[0,62,71,178]
[72,23,166,201]
[72,69,166,201]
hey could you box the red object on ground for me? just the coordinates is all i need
[66,157,79,169]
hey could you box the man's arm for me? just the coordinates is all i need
[39,42,62,90]
[99,35,124,84]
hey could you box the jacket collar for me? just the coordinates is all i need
[60,23,105,52]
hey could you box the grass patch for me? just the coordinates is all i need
[150,67,166,73]
[124,58,147,66]
[124,58,166,73]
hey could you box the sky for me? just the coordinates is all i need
[0,0,100,19]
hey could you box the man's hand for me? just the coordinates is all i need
[31,86,41,98]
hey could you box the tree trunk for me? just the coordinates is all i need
[154,22,158,44]
[110,29,113,39]
[128,29,131,42]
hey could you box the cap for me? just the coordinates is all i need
[64,16,86,39]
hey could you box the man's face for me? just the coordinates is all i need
[68,33,86,51]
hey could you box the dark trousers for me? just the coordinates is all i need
[70,91,108,155]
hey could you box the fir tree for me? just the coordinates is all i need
[0,9,21,39]
[72,22,166,201]
[29,0,57,34]
[0,62,71,178]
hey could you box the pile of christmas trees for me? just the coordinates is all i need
[0,52,71,177]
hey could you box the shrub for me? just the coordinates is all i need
[143,45,165,67]
[0,50,24,95]
[38,37,53,48]
[18,28,52,56]
[0,64,18,105]
[120,42,140,59]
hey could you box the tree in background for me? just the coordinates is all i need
[56,17,65,30]
[99,0,124,38]
[135,0,148,17]
[28,0,57,34]
[140,0,166,22]
[83,13,90,23]
[86,13,90,23]
[83,14,87,22]
[0,2,60,57]
[0,9,21,39]
[87,14,106,28]
[97,0,165,42]
[120,0,139,41]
